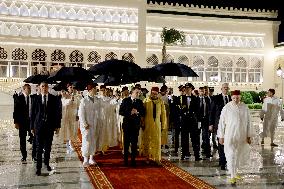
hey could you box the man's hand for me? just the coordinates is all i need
[76,116,79,121]
[247,137,251,144]
[131,108,138,115]
[14,123,19,129]
[31,129,35,135]
[219,138,224,145]
[55,128,60,134]
[260,118,263,121]
[209,125,213,132]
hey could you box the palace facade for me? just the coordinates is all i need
[0,0,283,95]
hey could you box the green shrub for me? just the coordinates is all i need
[241,91,254,104]
[247,103,262,109]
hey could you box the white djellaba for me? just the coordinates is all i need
[217,92,251,184]
[78,88,98,166]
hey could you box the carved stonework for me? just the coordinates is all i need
[0,47,8,60]
[12,48,27,61]
[69,50,84,62]
[51,49,66,62]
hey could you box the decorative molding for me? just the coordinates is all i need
[147,1,278,20]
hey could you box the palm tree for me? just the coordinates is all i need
[161,27,185,63]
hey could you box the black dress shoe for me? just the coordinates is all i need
[195,157,202,161]
[131,161,136,167]
[36,169,41,176]
[220,165,226,170]
[21,158,27,163]
[46,165,52,171]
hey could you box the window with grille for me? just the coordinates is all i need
[31,49,48,75]
[0,47,8,60]
[192,56,204,81]
[235,57,247,82]
[122,53,135,63]
[11,48,28,78]
[206,56,219,82]
[50,49,66,73]
[165,54,174,63]
[248,57,262,83]
[105,52,118,61]
[87,51,101,63]
[177,55,189,65]
[146,54,159,66]
[0,61,8,77]
[69,50,84,63]
[220,57,233,82]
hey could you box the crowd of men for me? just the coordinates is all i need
[13,81,284,184]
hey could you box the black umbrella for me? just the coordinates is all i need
[153,63,199,77]
[47,67,93,82]
[23,74,50,84]
[93,74,135,86]
[88,59,142,77]
[141,68,166,83]
[52,81,68,91]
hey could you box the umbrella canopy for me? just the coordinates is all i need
[47,67,93,82]
[53,82,68,91]
[88,59,142,77]
[53,80,92,91]
[93,74,135,86]
[153,63,199,77]
[141,68,166,83]
[23,74,50,84]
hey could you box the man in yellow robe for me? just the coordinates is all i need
[141,87,167,164]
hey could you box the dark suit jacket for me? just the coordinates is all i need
[209,94,231,130]
[119,97,145,131]
[13,94,30,128]
[197,96,211,122]
[30,93,61,133]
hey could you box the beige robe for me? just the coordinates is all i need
[260,97,284,138]
[60,93,81,141]
[140,97,166,162]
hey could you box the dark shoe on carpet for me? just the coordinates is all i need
[36,169,41,176]
[271,143,278,147]
[131,161,136,167]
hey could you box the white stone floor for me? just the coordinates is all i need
[1,106,284,189]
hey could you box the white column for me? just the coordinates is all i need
[136,0,146,68]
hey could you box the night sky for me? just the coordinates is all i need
[148,0,284,44]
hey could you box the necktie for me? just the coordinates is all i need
[26,96,29,108]
[225,96,229,104]
[200,97,205,116]
[43,95,47,121]
[187,96,190,108]
[153,101,156,119]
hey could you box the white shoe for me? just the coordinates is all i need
[83,161,89,167]
[83,156,89,167]
[89,158,97,165]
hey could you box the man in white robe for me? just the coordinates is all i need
[60,83,81,153]
[260,89,284,146]
[218,90,251,185]
[78,83,98,166]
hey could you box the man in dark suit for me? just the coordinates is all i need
[180,83,200,161]
[119,86,145,166]
[13,84,31,163]
[209,83,231,170]
[30,81,61,176]
[197,87,211,158]
[170,85,185,154]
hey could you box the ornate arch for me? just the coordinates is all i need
[165,54,174,63]
[69,50,84,62]
[51,49,66,62]
[105,52,118,61]
[192,55,204,67]
[208,56,218,67]
[122,53,135,63]
[0,47,8,60]
[236,57,247,68]
[32,49,47,61]
[88,51,101,63]
[221,57,233,67]
[146,54,159,66]
[177,55,189,65]
[250,57,262,68]
[12,48,28,61]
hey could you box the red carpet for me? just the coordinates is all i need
[74,130,215,189]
